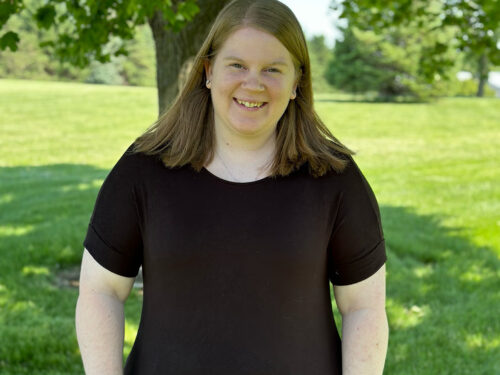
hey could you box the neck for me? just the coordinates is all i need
[217,134,275,164]
[207,125,277,182]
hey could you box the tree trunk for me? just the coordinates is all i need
[476,52,488,97]
[148,0,231,117]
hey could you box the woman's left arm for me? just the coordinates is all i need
[334,264,388,375]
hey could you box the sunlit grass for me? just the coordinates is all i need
[124,315,140,358]
[1,79,499,374]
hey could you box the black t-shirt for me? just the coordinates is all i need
[83,145,386,375]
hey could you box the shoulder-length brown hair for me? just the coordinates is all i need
[133,0,353,177]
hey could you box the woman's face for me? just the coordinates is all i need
[205,27,298,139]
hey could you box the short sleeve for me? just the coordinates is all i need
[83,146,143,277]
[328,159,386,286]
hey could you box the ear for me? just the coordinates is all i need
[204,59,213,85]
[290,83,297,100]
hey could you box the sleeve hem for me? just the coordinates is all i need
[83,224,141,278]
[330,239,386,286]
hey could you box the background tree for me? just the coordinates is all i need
[0,0,89,81]
[440,0,500,96]
[308,35,331,68]
[325,26,414,98]
[325,7,459,101]
[0,0,231,114]
[307,35,336,93]
[0,2,156,86]
[331,0,500,97]
[121,25,156,87]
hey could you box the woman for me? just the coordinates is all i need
[76,0,388,374]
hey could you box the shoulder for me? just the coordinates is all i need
[107,143,164,181]
[319,152,382,216]
[117,143,162,169]
[94,144,166,199]
[318,149,367,188]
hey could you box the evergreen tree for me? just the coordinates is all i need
[331,0,500,97]
[307,35,336,93]
[325,12,459,101]
[325,27,407,96]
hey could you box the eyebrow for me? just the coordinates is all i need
[223,56,289,67]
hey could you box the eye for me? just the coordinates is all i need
[265,67,281,73]
[230,63,244,69]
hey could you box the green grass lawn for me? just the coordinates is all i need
[1,79,499,374]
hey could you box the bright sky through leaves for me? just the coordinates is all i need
[279,0,342,47]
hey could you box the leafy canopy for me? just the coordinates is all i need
[0,0,200,67]
[331,0,500,79]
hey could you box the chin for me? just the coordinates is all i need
[233,120,271,134]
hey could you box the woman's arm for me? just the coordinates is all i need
[334,264,388,375]
[76,249,135,375]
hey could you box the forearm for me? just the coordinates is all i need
[76,291,125,375]
[341,308,388,375]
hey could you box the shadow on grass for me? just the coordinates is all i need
[380,205,500,374]
[0,164,108,265]
[0,164,108,374]
[0,163,144,374]
[0,165,499,374]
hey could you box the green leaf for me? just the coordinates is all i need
[39,40,55,48]
[434,42,448,54]
[0,1,21,27]
[58,13,69,23]
[163,7,176,24]
[96,54,111,64]
[178,0,200,20]
[115,46,129,57]
[0,31,20,51]
[34,4,57,30]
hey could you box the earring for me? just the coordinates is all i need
[206,79,211,88]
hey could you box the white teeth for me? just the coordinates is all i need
[236,99,264,108]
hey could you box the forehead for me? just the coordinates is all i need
[216,27,294,65]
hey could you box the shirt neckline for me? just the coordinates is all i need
[201,166,274,186]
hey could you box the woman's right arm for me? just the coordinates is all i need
[76,249,135,375]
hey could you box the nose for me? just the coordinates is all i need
[241,71,264,91]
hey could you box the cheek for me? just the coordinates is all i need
[213,75,242,100]
[215,69,243,85]
[265,77,293,98]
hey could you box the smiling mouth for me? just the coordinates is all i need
[233,98,267,109]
